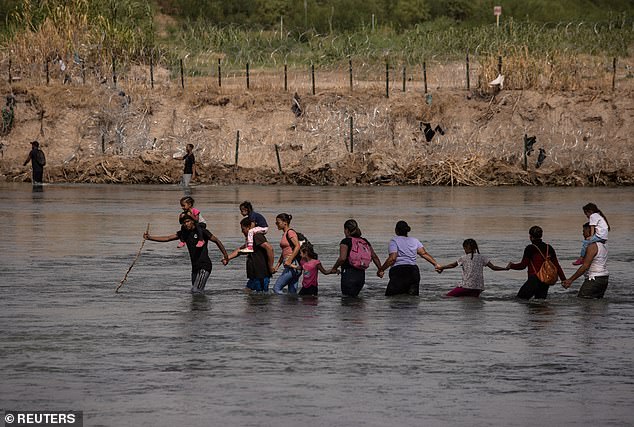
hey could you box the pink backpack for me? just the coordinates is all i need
[348,237,372,270]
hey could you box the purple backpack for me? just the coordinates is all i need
[348,237,372,270]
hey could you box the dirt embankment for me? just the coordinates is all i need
[1,73,632,186]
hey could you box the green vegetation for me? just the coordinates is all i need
[0,0,632,87]
[155,0,634,31]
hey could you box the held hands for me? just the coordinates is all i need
[221,258,229,266]
[562,279,573,289]
[435,265,444,274]
[143,232,150,240]
[377,269,384,279]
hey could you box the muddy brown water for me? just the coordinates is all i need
[1,183,633,426]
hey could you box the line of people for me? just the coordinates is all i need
[143,199,610,300]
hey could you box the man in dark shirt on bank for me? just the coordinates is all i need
[179,143,196,187]
[224,217,275,293]
[23,140,45,185]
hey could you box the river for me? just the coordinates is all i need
[1,183,633,426]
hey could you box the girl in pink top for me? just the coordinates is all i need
[292,242,333,296]
[177,196,206,248]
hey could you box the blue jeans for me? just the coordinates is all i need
[273,266,300,295]
[580,235,606,257]
[246,277,270,293]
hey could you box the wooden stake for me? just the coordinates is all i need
[349,116,354,153]
[150,55,154,89]
[385,62,389,98]
[218,58,222,87]
[180,58,184,89]
[275,144,282,172]
[423,61,428,94]
[235,130,240,166]
[349,58,353,91]
[311,63,315,95]
[612,57,617,90]
[116,223,150,293]
[466,49,470,90]
[112,55,117,87]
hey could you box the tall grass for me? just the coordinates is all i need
[173,18,633,70]
[0,3,632,90]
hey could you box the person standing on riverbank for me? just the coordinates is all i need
[330,219,381,297]
[23,140,45,185]
[377,220,441,296]
[563,222,609,298]
[178,143,196,187]
[272,213,302,295]
[144,215,229,295]
[224,217,275,293]
[507,225,566,300]
[437,238,508,297]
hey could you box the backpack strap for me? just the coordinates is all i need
[286,228,299,250]
[532,243,549,260]
[529,244,548,275]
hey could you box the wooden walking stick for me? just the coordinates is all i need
[116,223,150,293]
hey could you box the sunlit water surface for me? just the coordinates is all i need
[1,183,633,426]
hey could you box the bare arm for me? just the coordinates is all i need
[144,232,179,242]
[191,162,196,180]
[184,208,199,221]
[377,252,398,278]
[318,262,333,275]
[563,243,597,288]
[507,248,530,270]
[209,233,229,261]
[486,261,508,271]
[370,245,382,270]
[588,225,596,237]
[437,261,458,273]
[284,232,301,268]
[225,248,243,262]
[275,251,285,272]
[417,247,440,269]
[330,243,348,273]
[23,152,31,166]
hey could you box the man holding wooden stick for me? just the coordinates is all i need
[144,215,229,295]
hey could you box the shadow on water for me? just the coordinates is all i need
[386,295,423,310]
[189,294,210,311]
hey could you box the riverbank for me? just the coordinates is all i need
[1,75,633,186]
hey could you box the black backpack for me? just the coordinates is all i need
[35,149,46,166]
[287,229,309,261]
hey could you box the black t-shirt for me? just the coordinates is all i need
[183,153,195,174]
[177,227,212,271]
[246,233,271,279]
[30,148,44,171]
[339,236,372,270]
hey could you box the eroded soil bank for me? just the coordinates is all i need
[1,74,632,186]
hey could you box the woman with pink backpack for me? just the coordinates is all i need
[329,219,382,297]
